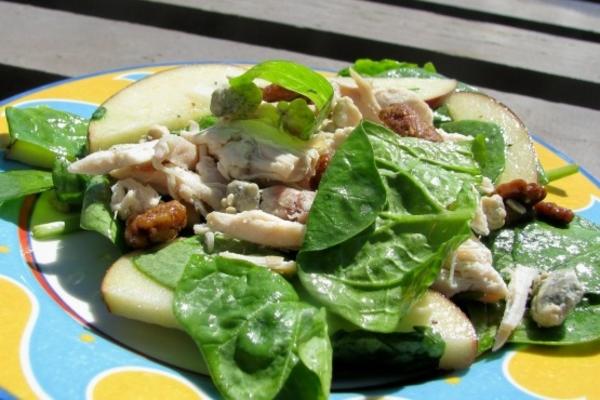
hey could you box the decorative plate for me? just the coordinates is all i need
[1,64,599,400]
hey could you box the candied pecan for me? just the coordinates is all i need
[495,179,546,206]
[534,201,574,225]
[262,84,305,102]
[309,153,331,189]
[125,200,187,248]
[378,103,442,142]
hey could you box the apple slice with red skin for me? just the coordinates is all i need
[443,91,539,183]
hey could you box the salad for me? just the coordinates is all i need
[1,59,598,400]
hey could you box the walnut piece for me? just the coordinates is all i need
[378,103,442,142]
[125,200,187,248]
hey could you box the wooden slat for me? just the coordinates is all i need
[0,2,344,77]
[419,0,600,34]
[0,2,597,176]
[151,0,600,84]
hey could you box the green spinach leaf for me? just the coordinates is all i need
[298,121,478,332]
[332,326,444,378]
[6,106,88,169]
[174,254,331,400]
[133,233,278,289]
[487,217,600,293]
[52,158,88,205]
[0,170,54,204]
[484,217,600,345]
[441,120,506,182]
[80,175,123,247]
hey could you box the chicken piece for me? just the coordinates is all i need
[146,124,170,140]
[110,163,170,194]
[152,133,198,170]
[222,180,260,213]
[206,210,305,249]
[195,145,227,185]
[432,238,508,303]
[161,165,225,213]
[482,195,506,231]
[260,186,316,223]
[125,200,187,249]
[332,96,362,128]
[530,269,584,327]
[471,194,507,236]
[493,266,538,351]
[219,251,297,276]
[479,177,495,195]
[438,130,472,143]
[110,178,161,220]
[192,126,319,184]
[68,140,157,175]
[333,69,381,121]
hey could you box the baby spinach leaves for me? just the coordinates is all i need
[0,170,54,204]
[441,120,506,182]
[5,106,88,169]
[80,175,123,248]
[485,217,600,345]
[174,254,331,400]
[299,121,480,332]
[332,326,444,379]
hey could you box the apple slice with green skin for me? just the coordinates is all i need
[101,253,180,329]
[88,64,246,152]
[330,77,457,108]
[396,290,478,370]
[443,91,539,183]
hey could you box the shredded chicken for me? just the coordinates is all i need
[530,269,584,327]
[438,129,472,143]
[493,266,539,351]
[433,238,508,303]
[190,126,319,184]
[206,210,305,249]
[260,186,315,223]
[110,178,161,220]
[471,195,507,236]
[110,163,170,194]
[68,140,157,175]
[219,251,297,275]
[153,133,198,169]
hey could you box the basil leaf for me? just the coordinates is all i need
[80,175,123,247]
[229,60,333,139]
[441,120,506,182]
[174,254,331,400]
[0,170,53,204]
[6,106,88,168]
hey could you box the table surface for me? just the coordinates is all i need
[0,0,598,176]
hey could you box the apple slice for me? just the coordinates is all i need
[443,92,539,183]
[397,290,478,370]
[330,77,457,108]
[89,64,246,152]
[102,254,180,329]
